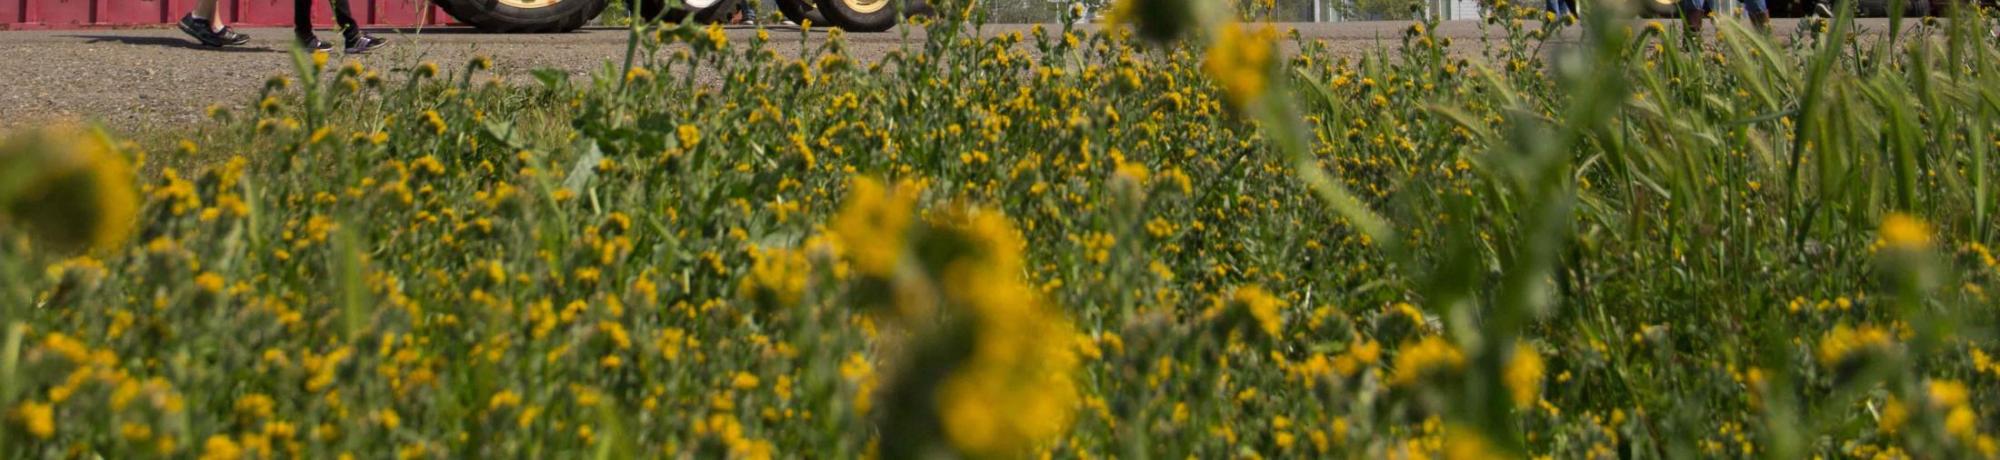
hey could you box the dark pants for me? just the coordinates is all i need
[296,0,360,41]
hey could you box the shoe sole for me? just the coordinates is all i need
[345,42,387,54]
[177,22,227,47]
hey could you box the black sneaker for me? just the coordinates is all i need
[214,26,251,46]
[345,35,388,54]
[298,36,335,52]
[177,14,244,47]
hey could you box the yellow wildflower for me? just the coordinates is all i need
[1877,213,1933,251]
[1204,23,1278,112]
[12,400,55,439]
[1505,341,1545,409]
[198,435,242,460]
[1391,336,1466,388]
[1230,285,1285,338]
[0,127,139,253]
[733,372,761,390]
[830,177,920,278]
[1816,324,1895,370]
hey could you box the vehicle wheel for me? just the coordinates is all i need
[434,0,608,32]
[814,0,898,31]
[776,0,827,25]
[638,0,741,23]
[1635,0,1678,16]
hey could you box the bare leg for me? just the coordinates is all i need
[192,0,221,30]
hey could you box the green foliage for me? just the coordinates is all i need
[2,3,2000,459]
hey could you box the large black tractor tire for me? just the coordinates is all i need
[434,0,608,32]
[814,0,897,31]
[776,0,827,25]
[638,0,743,23]
[1635,0,1679,16]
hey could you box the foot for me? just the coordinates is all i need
[1749,12,1771,34]
[215,26,251,46]
[299,36,335,52]
[177,14,247,47]
[345,35,388,54]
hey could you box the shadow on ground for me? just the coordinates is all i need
[71,34,278,52]
[358,24,790,34]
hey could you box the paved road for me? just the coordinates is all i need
[0,19,1876,132]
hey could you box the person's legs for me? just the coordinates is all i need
[1681,0,1708,32]
[295,0,316,41]
[1743,0,1770,31]
[328,0,361,42]
[180,0,249,46]
[192,0,218,22]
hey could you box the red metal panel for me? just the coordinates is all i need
[234,0,291,26]
[1,0,443,27]
[100,0,172,24]
[370,0,436,26]
[2,0,23,25]
[161,0,239,25]
[33,0,89,25]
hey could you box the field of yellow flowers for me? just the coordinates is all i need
[3,0,2000,457]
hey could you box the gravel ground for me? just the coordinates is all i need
[0,19,1865,133]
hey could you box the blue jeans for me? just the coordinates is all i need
[1547,0,1572,16]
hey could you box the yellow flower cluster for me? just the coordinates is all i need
[1816,324,1896,369]
[1392,336,1466,388]
[830,177,921,277]
[1238,286,1285,338]
[0,127,138,253]
[1877,213,1933,251]
[1504,341,1545,409]
[827,177,1078,458]
[1204,23,1278,113]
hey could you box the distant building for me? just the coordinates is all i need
[1303,0,1486,21]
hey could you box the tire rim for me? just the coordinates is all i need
[839,0,889,14]
[685,0,721,8]
[497,0,562,8]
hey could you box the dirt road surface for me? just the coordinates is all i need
[0,19,1872,132]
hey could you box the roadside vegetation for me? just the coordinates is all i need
[3,0,2000,457]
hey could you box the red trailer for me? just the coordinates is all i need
[0,0,451,29]
[1,0,906,32]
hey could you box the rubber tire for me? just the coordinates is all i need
[639,0,741,23]
[814,0,897,31]
[1635,0,1678,17]
[776,0,827,25]
[434,0,608,32]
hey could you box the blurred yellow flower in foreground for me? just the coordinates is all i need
[0,126,138,254]
[831,177,921,277]
[932,209,1079,458]
[1109,0,1199,43]
[10,400,55,439]
[1877,213,1933,251]
[1816,324,1895,370]
[1505,341,1545,409]
[1205,23,1278,113]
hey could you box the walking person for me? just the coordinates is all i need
[296,0,389,53]
[1680,0,1770,34]
[177,0,251,47]
[1742,0,1771,33]
[1681,0,1708,33]
[1545,0,1572,18]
